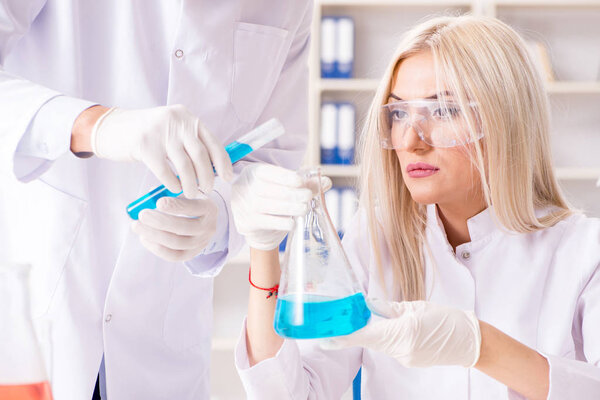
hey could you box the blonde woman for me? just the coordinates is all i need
[230,15,600,399]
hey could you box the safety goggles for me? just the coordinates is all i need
[379,99,483,150]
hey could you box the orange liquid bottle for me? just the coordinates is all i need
[0,264,54,399]
[0,381,53,400]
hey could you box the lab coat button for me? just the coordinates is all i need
[105,314,112,323]
[40,142,49,154]
[174,49,184,58]
[461,251,471,260]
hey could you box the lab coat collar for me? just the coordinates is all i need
[426,203,500,243]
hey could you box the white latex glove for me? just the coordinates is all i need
[131,194,219,262]
[322,299,481,368]
[231,164,332,251]
[91,105,234,198]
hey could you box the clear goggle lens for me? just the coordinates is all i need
[378,99,483,149]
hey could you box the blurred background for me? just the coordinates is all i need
[211,1,600,398]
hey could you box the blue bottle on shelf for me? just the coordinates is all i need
[320,102,338,164]
[320,17,337,78]
[337,102,355,165]
[335,17,354,79]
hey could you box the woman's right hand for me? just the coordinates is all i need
[234,164,331,365]
[232,163,319,251]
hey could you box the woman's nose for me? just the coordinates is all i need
[402,122,430,153]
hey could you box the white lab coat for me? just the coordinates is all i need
[235,205,600,399]
[0,1,312,399]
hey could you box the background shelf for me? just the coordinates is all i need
[555,168,600,180]
[318,78,379,92]
[320,164,361,177]
[319,166,600,181]
[319,79,600,94]
[546,81,600,94]
[493,0,600,7]
[319,0,475,6]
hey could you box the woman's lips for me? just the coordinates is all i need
[406,162,440,178]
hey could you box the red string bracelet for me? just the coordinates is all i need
[249,268,279,299]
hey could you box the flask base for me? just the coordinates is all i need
[274,292,371,339]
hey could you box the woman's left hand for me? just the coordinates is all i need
[322,299,482,368]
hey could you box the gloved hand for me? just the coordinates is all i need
[131,194,219,262]
[91,105,234,198]
[322,299,481,368]
[231,164,332,251]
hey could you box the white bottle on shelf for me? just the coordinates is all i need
[321,17,337,78]
[337,103,356,165]
[320,102,338,164]
[336,17,355,79]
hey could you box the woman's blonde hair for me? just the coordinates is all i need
[358,15,573,301]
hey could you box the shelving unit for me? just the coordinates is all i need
[308,0,600,208]
[492,0,600,217]
[211,1,600,398]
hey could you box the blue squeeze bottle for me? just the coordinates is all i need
[126,119,284,220]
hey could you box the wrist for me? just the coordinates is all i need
[247,236,285,252]
[70,105,110,156]
[474,320,491,368]
[474,321,550,400]
[249,247,280,287]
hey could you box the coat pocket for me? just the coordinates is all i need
[162,266,214,352]
[8,178,87,317]
[230,22,290,123]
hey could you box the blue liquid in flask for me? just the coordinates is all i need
[274,292,371,339]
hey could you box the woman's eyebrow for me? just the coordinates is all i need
[389,90,454,101]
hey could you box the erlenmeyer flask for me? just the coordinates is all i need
[274,169,371,339]
[0,263,53,400]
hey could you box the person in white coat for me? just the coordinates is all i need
[230,15,600,399]
[0,1,313,399]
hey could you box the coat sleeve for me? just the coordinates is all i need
[185,1,313,276]
[0,1,96,182]
[234,211,371,399]
[235,320,362,400]
[545,263,600,399]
